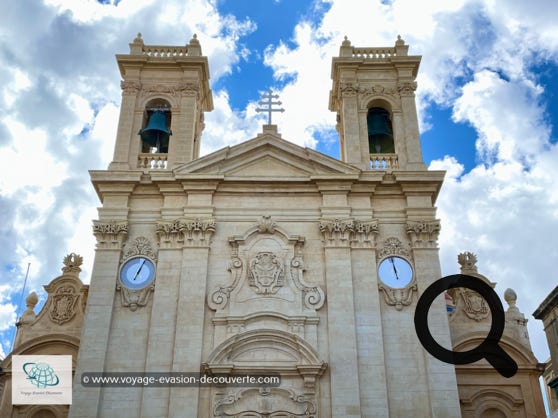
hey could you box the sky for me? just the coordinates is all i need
[0,0,557,385]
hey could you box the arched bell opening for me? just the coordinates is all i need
[367,106,394,154]
[139,98,172,153]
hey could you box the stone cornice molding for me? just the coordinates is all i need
[156,217,216,248]
[92,220,128,250]
[406,219,441,248]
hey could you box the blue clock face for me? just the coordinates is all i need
[119,257,156,290]
[378,256,414,288]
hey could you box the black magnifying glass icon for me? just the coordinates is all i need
[414,274,518,378]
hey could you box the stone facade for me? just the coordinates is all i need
[0,254,88,418]
[68,34,463,418]
[0,35,547,417]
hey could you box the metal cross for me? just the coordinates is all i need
[255,89,285,125]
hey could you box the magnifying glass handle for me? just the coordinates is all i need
[483,344,518,378]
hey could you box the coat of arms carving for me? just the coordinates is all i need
[49,286,79,325]
[461,289,489,321]
[248,252,285,295]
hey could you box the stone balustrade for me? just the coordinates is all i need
[352,47,397,59]
[138,153,168,169]
[142,45,190,57]
[370,153,398,169]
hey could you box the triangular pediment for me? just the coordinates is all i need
[173,133,360,178]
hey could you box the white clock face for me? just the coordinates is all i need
[119,257,156,290]
[378,256,413,288]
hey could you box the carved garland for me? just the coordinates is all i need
[141,82,200,98]
[377,237,417,311]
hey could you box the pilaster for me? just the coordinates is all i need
[319,218,362,417]
[69,221,128,418]
[167,218,215,417]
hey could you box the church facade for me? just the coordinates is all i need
[0,35,545,418]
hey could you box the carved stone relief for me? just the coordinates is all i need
[208,217,324,313]
[92,220,128,250]
[377,237,417,311]
[319,218,379,248]
[117,236,157,311]
[212,387,317,418]
[406,219,441,248]
[248,252,285,295]
[156,217,215,248]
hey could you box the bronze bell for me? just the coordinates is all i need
[367,108,394,153]
[139,110,172,153]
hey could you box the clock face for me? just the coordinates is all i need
[119,257,156,290]
[378,256,413,288]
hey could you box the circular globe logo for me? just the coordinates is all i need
[23,362,60,389]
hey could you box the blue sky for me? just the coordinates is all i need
[1,0,558,396]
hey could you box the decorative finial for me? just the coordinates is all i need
[342,36,351,47]
[457,251,478,273]
[504,288,517,308]
[62,253,83,275]
[255,88,285,125]
[133,32,144,44]
[189,33,200,45]
[20,292,38,322]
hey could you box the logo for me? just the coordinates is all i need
[12,355,72,405]
[23,362,60,388]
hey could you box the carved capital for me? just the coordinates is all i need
[121,80,141,95]
[156,218,215,248]
[93,221,128,250]
[352,219,379,248]
[397,81,417,96]
[339,82,358,97]
[319,218,354,247]
[406,220,441,248]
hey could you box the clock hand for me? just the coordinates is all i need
[132,259,147,281]
[389,257,400,280]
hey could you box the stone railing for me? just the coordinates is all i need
[138,153,168,169]
[370,153,398,169]
[352,47,397,59]
[142,45,189,57]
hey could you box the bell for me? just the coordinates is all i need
[139,110,171,153]
[367,108,394,153]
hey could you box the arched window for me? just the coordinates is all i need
[367,107,394,154]
[139,99,172,153]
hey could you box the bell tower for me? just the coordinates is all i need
[109,33,213,170]
[329,36,426,171]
